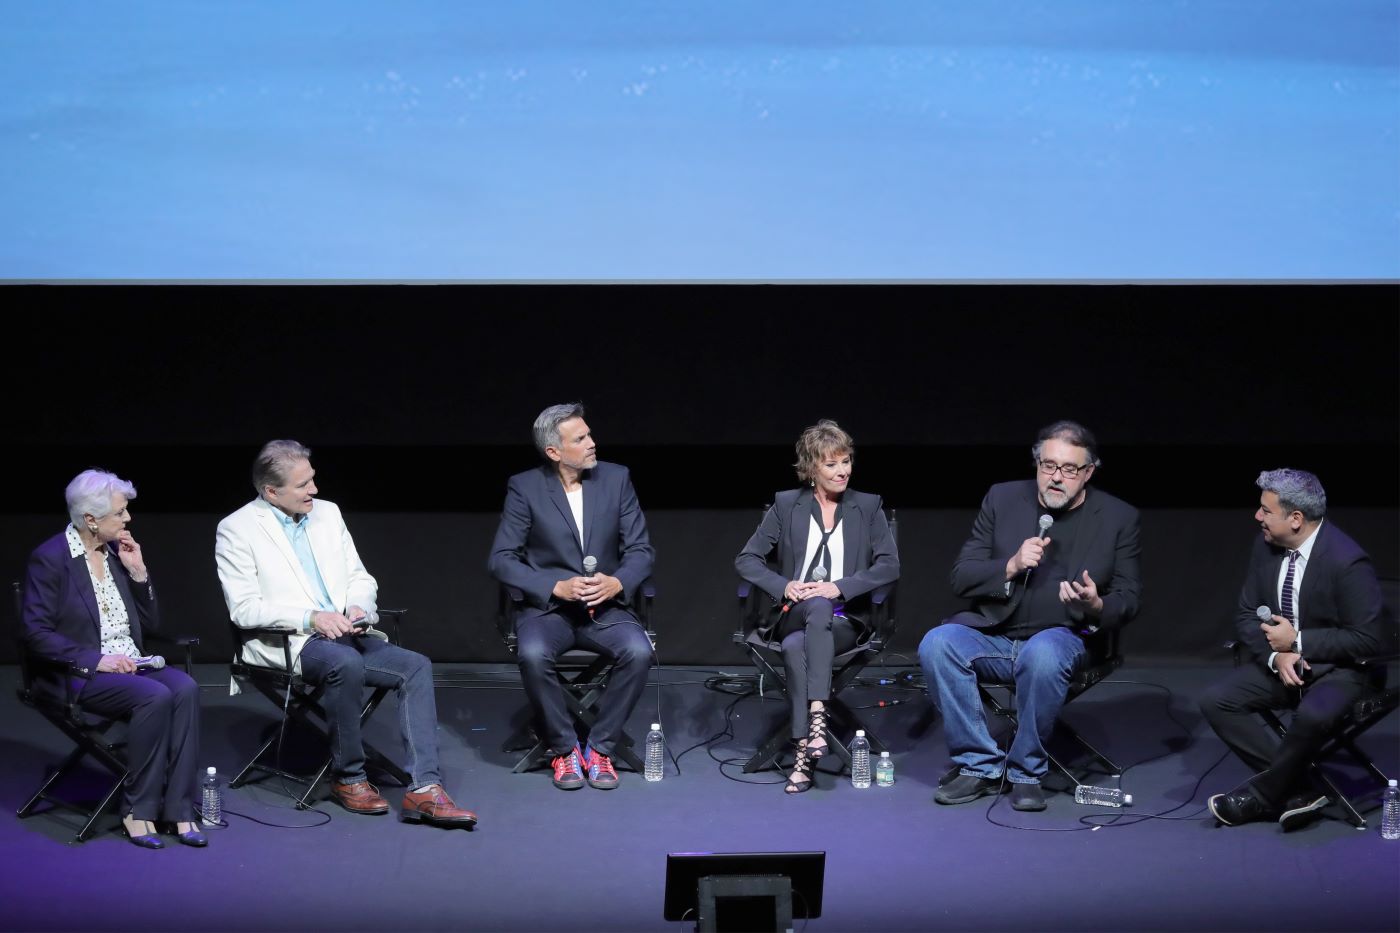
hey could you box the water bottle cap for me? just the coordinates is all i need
[1123,793,1133,805]
[879,751,889,758]
[855,729,866,737]
[650,723,661,731]
[206,766,216,775]
[1390,779,1399,788]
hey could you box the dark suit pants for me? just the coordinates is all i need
[1200,661,1377,808]
[78,666,201,822]
[517,610,653,758]
[776,598,858,740]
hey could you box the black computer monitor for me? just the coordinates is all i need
[663,851,825,924]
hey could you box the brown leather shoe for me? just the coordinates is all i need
[400,785,478,828]
[330,780,390,815]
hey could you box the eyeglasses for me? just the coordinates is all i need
[1038,459,1090,478]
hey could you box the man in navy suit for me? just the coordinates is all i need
[489,403,655,790]
[1203,468,1389,830]
[918,421,1142,812]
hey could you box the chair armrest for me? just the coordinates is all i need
[146,633,200,674]
[496,587,525,649]
[635,579,656,636]
[377,608,406,647]
[227,624,297,672]
[21,652,93,713]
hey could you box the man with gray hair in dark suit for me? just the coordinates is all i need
[1203,468,1388,830]
[488,403,656,791]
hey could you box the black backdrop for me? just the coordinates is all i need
[4,283,1396,664]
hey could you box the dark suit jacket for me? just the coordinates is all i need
[950,480,1141,632]
[22,530,159,677]
[1233,520,1388,674]
[735,487,900,629]
[488,461,654,624]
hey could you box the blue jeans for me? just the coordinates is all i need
[300,635,442,789]
[918,623,1086,784]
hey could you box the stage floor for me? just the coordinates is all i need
[1,662,1396,932]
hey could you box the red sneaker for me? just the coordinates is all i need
[583,747,619,790]
[551,747,585,790]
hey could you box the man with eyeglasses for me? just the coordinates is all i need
[918,420,1141,812]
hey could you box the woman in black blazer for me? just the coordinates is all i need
[735,421,899,793]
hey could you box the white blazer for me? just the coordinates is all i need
[215,497,383,679]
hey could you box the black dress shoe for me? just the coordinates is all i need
[1278,794,1329,832]
[935,773,1004,805]
[1010,782,1047,812]
[1208,791,1276,826]
[174,826,209,847]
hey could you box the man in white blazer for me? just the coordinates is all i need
[216,439,476,827]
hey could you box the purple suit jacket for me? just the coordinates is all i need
[22,530,159,677]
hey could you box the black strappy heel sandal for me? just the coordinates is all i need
[806,705,830,761]
[785,739,815,795]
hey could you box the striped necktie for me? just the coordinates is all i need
[1280,549,1301,623]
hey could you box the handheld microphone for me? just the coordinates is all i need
[1256,605,1276,626]
[780,565,828,614]
[1023,514,1055,584]
[583,556,598,618]
[134,654,166,670]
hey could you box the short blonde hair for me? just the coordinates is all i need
[793,420,854,483]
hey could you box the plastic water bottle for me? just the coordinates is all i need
[850,730,871,789]
[645,723,665,782]
[875,751,894,787]
[1382,779,1400,840]
[201,766,222,826]
[1074,783,1131,808]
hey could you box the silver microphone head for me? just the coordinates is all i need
[1038,514,1054,536]
[811,565,828,583]
[1256,605,1273,622]
[583,555,598,576]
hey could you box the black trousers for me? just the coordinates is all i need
[78,666,201,822]
[775,597,859,740]
[1199,661,1377,808]
[516,608,653,758]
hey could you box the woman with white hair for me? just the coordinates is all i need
[21,469,205,848]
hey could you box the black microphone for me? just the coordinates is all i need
[134,654,166,670]
[583,555,598,618]
[1256,605,1276,626]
